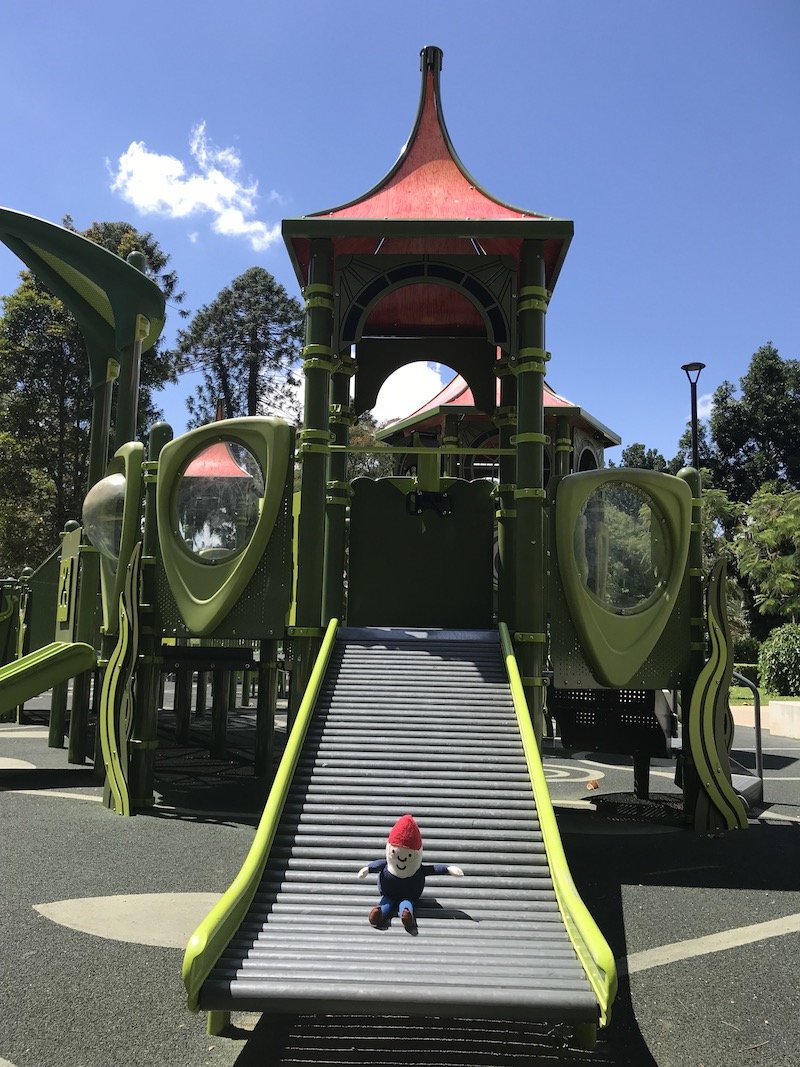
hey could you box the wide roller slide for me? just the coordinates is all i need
[185,626,614,1036]
[0,641,96,717]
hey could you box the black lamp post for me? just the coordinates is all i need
[681,362,706,471]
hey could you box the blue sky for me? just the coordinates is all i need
[2,1,798,460]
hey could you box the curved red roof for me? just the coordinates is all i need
[312,47,546,224]
[183,441,254,480]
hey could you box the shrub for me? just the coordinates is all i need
[758,624,800,696]
[733,635,760,663]
[733,663,760,689]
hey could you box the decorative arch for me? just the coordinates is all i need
[335,254,516,352]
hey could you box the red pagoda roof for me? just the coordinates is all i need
[183,440,253,480]
[282,47,573,298]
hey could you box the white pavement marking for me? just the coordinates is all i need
[0,757,36,770]
[3,788,102,802]
[544,763,606,783]
[34,892,222,948]
[620,912,800,976]
[0,728,49,738]
[0,1057,19,1067]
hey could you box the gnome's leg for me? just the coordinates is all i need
[379,894,395,918]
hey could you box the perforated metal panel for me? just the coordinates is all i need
[550,687,669,757]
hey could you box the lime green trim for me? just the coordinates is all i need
[689,568,704,577]
[499,623,616,1027]
[518,285,550,301]
[304,283,334,297]
[511,432,550,446]
[517,346,550,361]
[496,508,517,519]
[95,442,144,636]
[303,343,333,359]
[687,593,747,831]
[182,618,339,1012]
[305,297,335,311]
[303,357,337,372]
[514,488,547,501]
[517,297,549,314]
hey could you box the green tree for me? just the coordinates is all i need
[0,219,182,567]
[734,487,800,623]
[174,268,303,427]
[616,442,668,471]
[708,343,800,502]
[347,414,395,480]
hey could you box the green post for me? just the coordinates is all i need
[174,669,191,743]
[255,639,279,777]
[322,361,354,623]
[86,373,114,491]
[495,359,517,627]
[443,413,459,478]
[66,542,100,765]
[128,422,172,809]
[514,240,549,748]
[679,465,704,818]
[292,239,334,717]
[194,671,208,718]
[211,669,229,758]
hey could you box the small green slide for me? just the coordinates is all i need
[0,641,96,717]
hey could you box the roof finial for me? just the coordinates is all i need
[420,45,443,72]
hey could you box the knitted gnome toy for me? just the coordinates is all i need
[357,813,463,933]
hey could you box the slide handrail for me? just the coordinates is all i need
[182,617,340,1011]
[498,622,617,1028]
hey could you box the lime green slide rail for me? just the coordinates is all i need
[499,623,617,1028]
[0,641,96,717]
[182,617,339,1013]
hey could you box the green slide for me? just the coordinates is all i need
[0,641,96,717]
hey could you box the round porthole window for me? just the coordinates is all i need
[175,440,265,563]
[574,481,670,614]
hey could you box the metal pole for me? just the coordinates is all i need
[681,362,705,471]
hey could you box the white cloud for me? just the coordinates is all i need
[697,392,713,419]
[109,122,281,252]
[372,362,449,423]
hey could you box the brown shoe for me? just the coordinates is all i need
[369,906,387,928]
[401,907,417,933]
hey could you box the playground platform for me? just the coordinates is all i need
[1,696,800,1067]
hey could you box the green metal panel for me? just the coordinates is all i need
[348,478,494,628]
[155,418,294,638]
[24,547,60,653]
[551,469,693,689]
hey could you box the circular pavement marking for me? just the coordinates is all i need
[0,727,49,738]
[0,1058,19,1067]
[0,757,36,770]
[544,762,606,784]
[34,892,222,948]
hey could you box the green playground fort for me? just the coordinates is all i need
[0,45,759,1049]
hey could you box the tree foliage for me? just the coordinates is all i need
[347,414,395,480]
[734,487,800,623]
[707,343,800,501]
[174,267,303,427]
[0,219,182,570]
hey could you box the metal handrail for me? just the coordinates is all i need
[732,670,764,798]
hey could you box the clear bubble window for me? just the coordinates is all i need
[175,440,264,563]
[574,481,670,614]
[82,472,127,563]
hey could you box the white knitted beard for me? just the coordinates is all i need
[385,842,423,879]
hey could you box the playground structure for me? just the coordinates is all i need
[0,45,758,1045]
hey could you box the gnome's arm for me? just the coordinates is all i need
[423,863,464,877]
[357,859,387,879]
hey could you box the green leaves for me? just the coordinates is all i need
[173,267,303,426]
[734,487,800,622]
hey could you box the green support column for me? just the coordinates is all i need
[553,415,572,483]
[292,239,334,717]
[66,543,100,765]
[678,465,705,818]
[443,413,459,478]
[211,669,229,758]
[513,241,549,748]
[322,359,355,623]
[495,359,517,627]
[174,669,192,743]
[194,671,208,718]
[128,422,172,809]
[255,639,279,777]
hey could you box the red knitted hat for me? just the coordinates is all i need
[387,814,422,850]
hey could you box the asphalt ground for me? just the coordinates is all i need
[1,689,799,1067]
